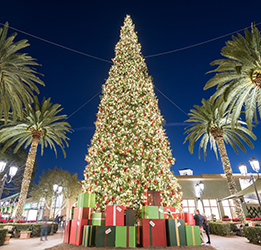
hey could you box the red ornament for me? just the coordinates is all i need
[127,178,130,183]
[153,180,157,185]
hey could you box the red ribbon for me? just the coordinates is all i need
[127,226,129,247]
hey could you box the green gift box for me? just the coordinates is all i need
[78,192,96,208]
[82,225,97,246]
[92,212,105,226]
[115,226,136,248]
[70,207,75,220]
[96,226,116,247]
[185,226,201,246]
[166,219,186,246]
[142,206,164,219]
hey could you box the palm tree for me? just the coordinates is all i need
[0,96,71,220]
[0,22,44,122]
[204,24,261,130]
[184,98,256,222]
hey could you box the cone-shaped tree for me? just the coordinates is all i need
[82,15,182,213]
[0,22,44,123]
[184,98,256,222]
[0,96,71,220]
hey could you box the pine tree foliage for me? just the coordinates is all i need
[82,15,182,212]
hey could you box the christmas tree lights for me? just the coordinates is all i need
[82,15,182,213]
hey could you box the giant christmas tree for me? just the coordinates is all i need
[82,15,182,213]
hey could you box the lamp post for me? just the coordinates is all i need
[195,181,205,213]
[50,184,63,235]
[0,162,18,199]
[238,156,261,209]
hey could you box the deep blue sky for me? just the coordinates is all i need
[1,0,261,182]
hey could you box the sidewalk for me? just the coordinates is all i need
[2,229,63,250]
[210,234,261,250]
[1,230,260,250]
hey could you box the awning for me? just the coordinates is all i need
[218,178,261,202]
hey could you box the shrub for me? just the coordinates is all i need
[222,215,229,219]
[0,222,59,238]
[245,214,253,219]
[209,222,231,236]
[0,229,7,246]
[243,226,261,244]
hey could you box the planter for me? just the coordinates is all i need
[5,234,11,244]
[20,231,31,239]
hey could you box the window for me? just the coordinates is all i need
[222,199,236,218]
[203,199,220,220]
[182,199,196,213]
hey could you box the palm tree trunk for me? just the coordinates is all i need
[14,138,39,220]
[216,139,246,223]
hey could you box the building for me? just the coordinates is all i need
[177,168,260,219]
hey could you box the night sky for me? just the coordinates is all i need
[1,0,261,183]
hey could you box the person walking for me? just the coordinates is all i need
[202,213,211,244]
[194,209,205,244]
[40,214,48,241]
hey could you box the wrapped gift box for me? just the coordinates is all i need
[82,225,98,247]
[140,219,167,247]
[178,213,195,226]
[92,212,105,226]
[63,220,71,243]
[142,206,164,219]
[115,226,136,248]
[96,226,116,247]
[78,192,96,208]
[163,207,176,219]
[73,207,93,220]
[105,205,124,226]
[69,219,90,245]
[136,219,142,246]
[166,219,186,246]
[143,190,161,206]
[185,226,201,246]
[70,207,75,220]
[125,208,135,226]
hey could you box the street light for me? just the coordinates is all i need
[238,157,261,209]
[195,181,205,213]
[0,162,18,199]
[50,184,63,235]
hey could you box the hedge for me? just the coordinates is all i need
[209,222,231,236]
[0,222,58,238]
[0,229,7,246]
[243,226,261,244]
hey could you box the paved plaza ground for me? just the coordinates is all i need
[1,229,260,250]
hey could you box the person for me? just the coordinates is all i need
[202,213,211,244]
[194,209,204,244]
[54,215,59,223]
[40,214,48,241]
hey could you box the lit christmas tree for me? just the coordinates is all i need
[82,15,182,213]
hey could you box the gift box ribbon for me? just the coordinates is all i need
[192,226,195,245]
[174,219,180,246]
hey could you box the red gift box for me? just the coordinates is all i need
[178,213,195,226]
[105,205,124,226]
[69,219,91,245]
[163,207,177,219]
[143,190,161,206]
[73,207,94,220]
[140,219,167,247]
[63,220,71,243]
